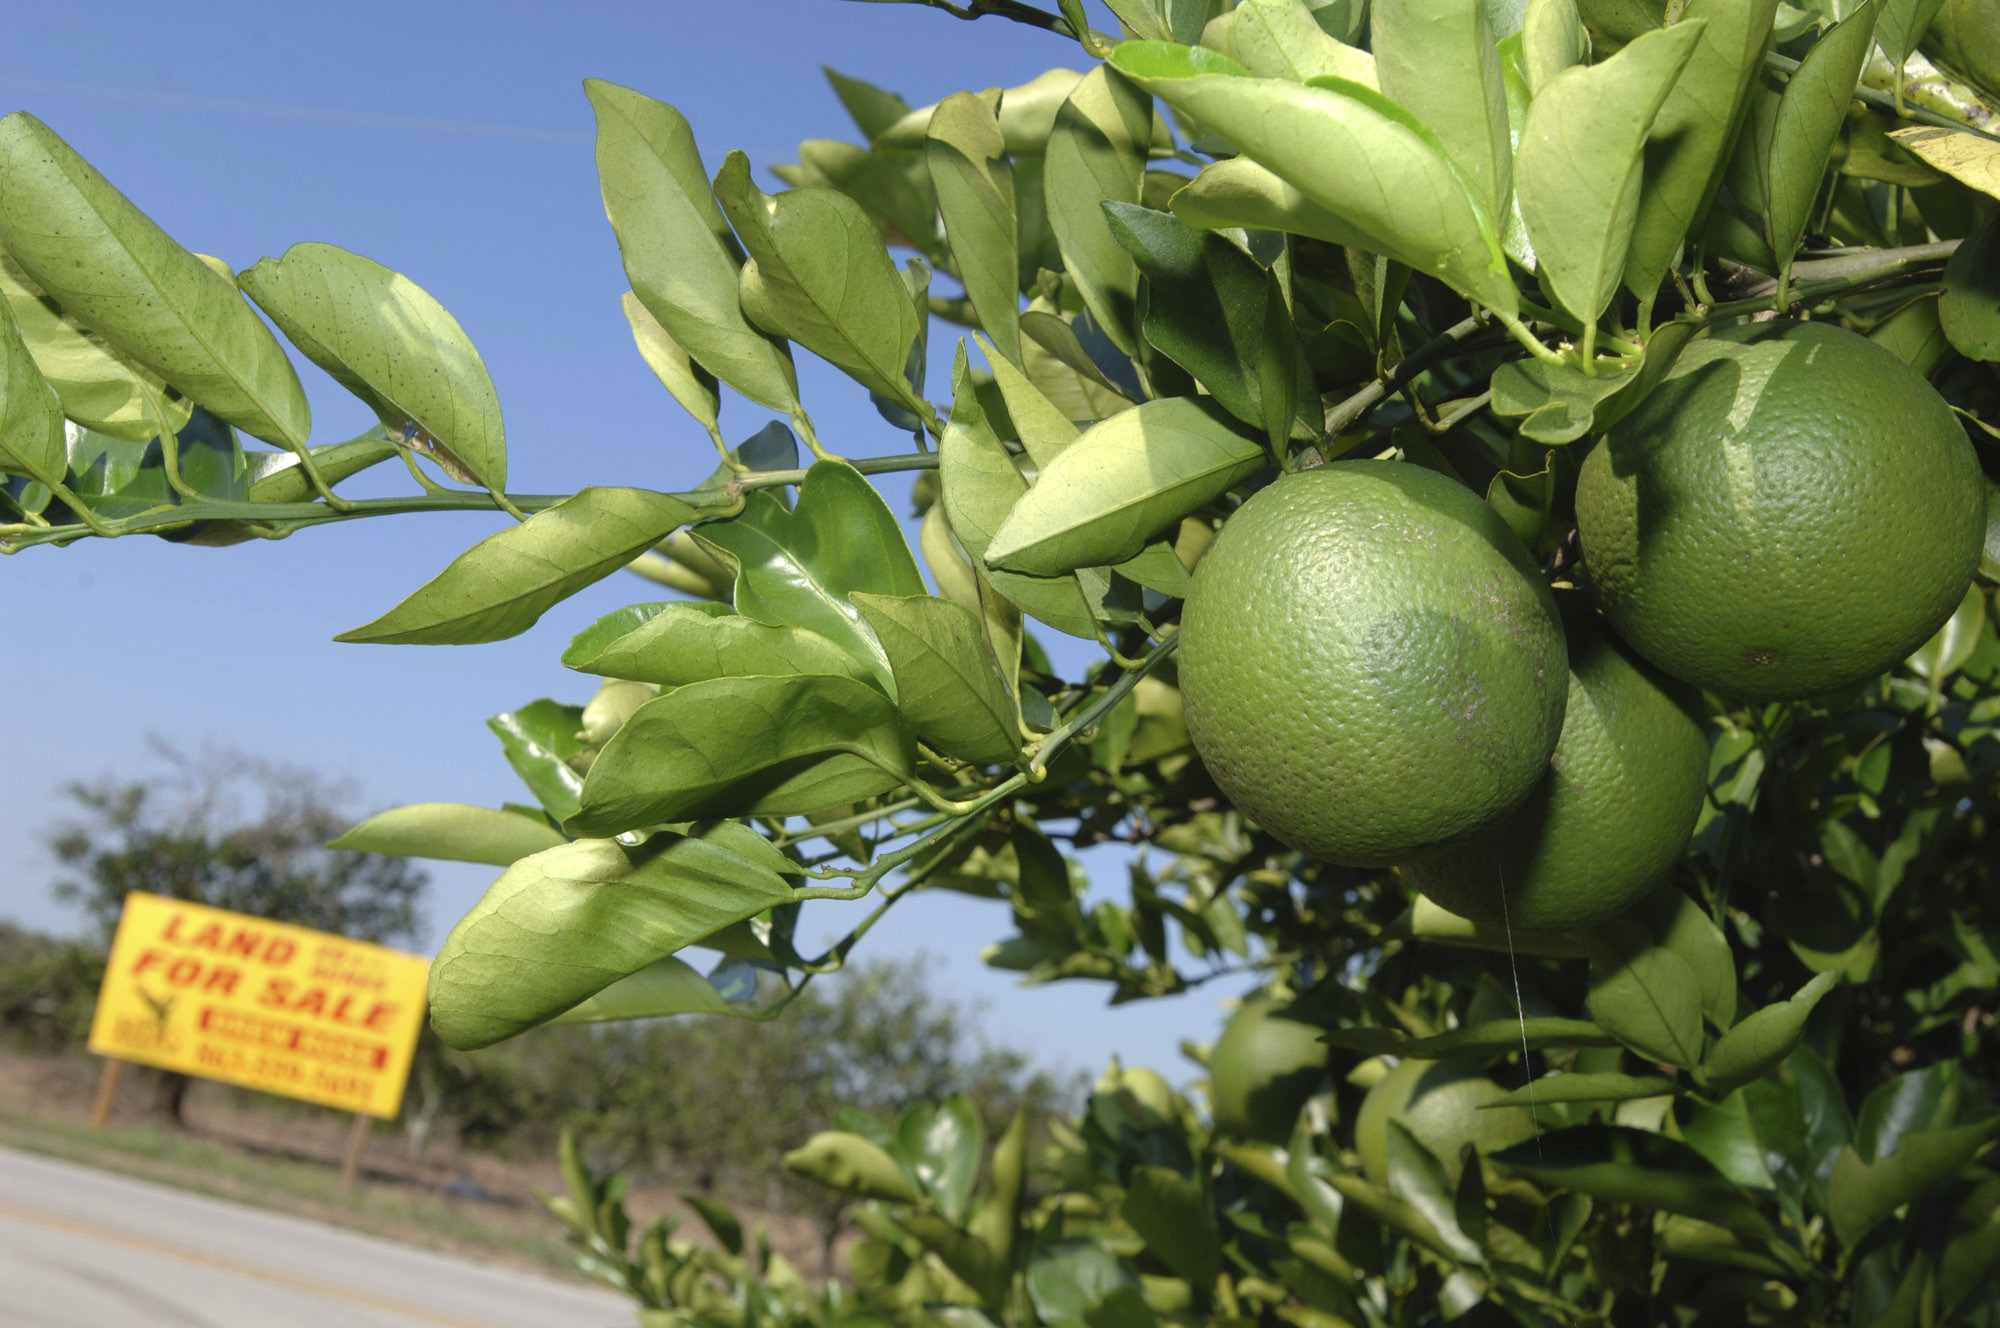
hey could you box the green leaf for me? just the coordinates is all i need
[489,699,587,825]
[1519,24,1703,328]
[1224,0,1380,86]
[1941,209,2000,362]
[929,92,1021,367]
[1167,157,1370,249]
[1830,1114,2000,1246]
[853,593,1022,765]
[240,242,506,492]
[329,802,567,867]
[550,955,785,1025]
[0,113,309,448]
[713,152,921,412]
[1889,124,2000,199]
[0,248,190,443]
[1704,972,1840,1097]
[1019,309,1139,405]
[243,432,400,505]
[977,331,1081,469]
[785,1131,923,1203]
[1492,1124,1776,1242]
[563,601,877,689]
[1102,202,1314,446]
[1122,1165,1223,1286]
[1765,2,1879,275]
[1372,0,1515,224]
[898,1095,983,1222]
[1027,1238,1141,1327]
[335,487,696,645]
[1587,919,1706,1070]
[1635,884,1737,1031]
[1876,0,1946,68]
[1321,1017,1616,1057]
[585,80,800,414]
[568,675,916,835]
[1110,44,1517,315]
[825,67,913,142]
[986,397,1264,575]
[1908,583,1988,682]
[0,294,65,487]
[620,290,720,440]
[1522,0,1587,95]
[695,459,926,693]
[1489,318,1696,444]
[1484,1072,1681,1108]
[1043,65,1153,357]
[877,69,1089,157]
[1315,1170,1458,1259]
[1622,0,1780,299]
[427,822,798,1047]
[940,346,1101,640]
[1384,1120,1484,1263]
[1408,894,1593,958]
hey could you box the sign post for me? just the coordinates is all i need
[87,893,430,1151]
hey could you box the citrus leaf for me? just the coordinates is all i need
[1483,1073,1681,1108]
[928,92,1021,367]
[1027,1238,1143,1326]
[1321,1017,1616,1057]
[694,459,926,693]
[1408,894,1593,957]
[240,242,506,492]
[1121,1165,1223,1286]
[986,396,1265,575]
[1372,0,1514,223]
[1102,202,1315,446]
[1384,1121,1484,1263]
[899,1096,984,1222]
[427,822,798,1048]
[489,699,587,825]
[546,955,751,1024]
[1889,124,2000,199]
[939,345,1105,640]
[1315,1170,1458,1259]
[1587,919,1706,1070]
[1940,209,2000,361]
[568,674,916,835]
[1167,157,1371,249]
[243,432,400,505]
[1829,1114,2000,1246]
[1704,972,1839,1096]
[1519,23,1703,327]
[563,601,877,689]
[1019,309,1140,403]
[1622,0,1782,300]
[0,249,190,443]
[853,592,1023,765]
[1876,0,1947,68]
[1764,2,1879,274]
[1489,319,1696,444]
[0,112,310,448]
[585,80,800,414]
[620,290,720,438]
[714,151,922,411]
[785,1132,923,1204]
[1635,884,1737,1030]
[877,68,1087,156]
[1043,63,1149,354]
[977,331,1081,469]
[0,295,65,487]
[1225,0,1379,86]
[335,487,696,645]
[1110,43,1517,315]
[1492,1124,1777,1243]
[329,802,567,867]
[1522,0,1587,95]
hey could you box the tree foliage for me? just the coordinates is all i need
[6,0,2000,1323]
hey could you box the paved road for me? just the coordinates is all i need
[0,1145,634,1327]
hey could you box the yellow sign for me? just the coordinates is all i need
[89,893,429,1119]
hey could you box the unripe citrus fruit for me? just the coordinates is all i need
[1179,462,1568,866]
[1399,622,1709,930]
[1355,1057,1539,1185]
[1576,320,1985,700]
[1208,996,1328,1144]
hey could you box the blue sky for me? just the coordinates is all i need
[1,1,1237,1080]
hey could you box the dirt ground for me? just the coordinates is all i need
[0,1046,837,1286]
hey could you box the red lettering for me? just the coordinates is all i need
[166,957,204,986]
[225,928,262,958]
[162,915,185,943]
[265,938,296,966]
[131,949,168,977]
[186,922,225,950]
[259,976,294,1008]
[364,1002,399,1031]
[203,966,241,996]
[292,988,326,1018]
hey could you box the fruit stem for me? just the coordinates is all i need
[1496,312,1568,367]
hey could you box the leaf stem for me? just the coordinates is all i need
[1321,315,1492,437]
[1029,630,1180,776]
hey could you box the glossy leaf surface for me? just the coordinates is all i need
[853,593,1022,765]
[330,802,567,867]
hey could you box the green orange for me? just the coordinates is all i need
[1576,320,1985,700]
[1178,461,1567,867]
[1207,996,1329,1144]
[1398,621,1710,930]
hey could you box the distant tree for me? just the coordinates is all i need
[49,740,428,949]
[45,740,428,1120]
